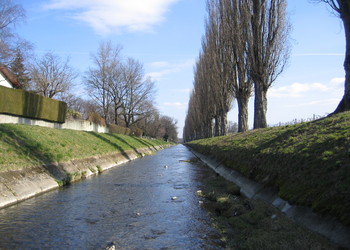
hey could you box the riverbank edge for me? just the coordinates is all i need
[0,144,171,209]
[187,147,350,248]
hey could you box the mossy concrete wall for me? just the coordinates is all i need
[0,145,167,209]
[188,147,350,249]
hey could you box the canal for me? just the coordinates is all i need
[0,145,224,249]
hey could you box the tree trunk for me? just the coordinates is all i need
[208,119,214,138]
[214,115,220,137]
[254,82,268,129]
[114,105,118,125]
[237,96,249,132]
[333,3,350,113]
[220,111,228,136]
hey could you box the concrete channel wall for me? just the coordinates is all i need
[0,145,168,209]
[188,148,350,249]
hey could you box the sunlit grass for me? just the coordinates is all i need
[0,124,170,172]
[187,111,350,226]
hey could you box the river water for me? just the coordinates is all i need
[0,145,224,249]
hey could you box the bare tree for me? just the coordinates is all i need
[206,0,234,136]
[315,1,350,113]
[183,0,235,142]
[0,0,25,63]
[184,0,290,140]
[103,43,125,125]
[159,115,178,141]
[120,58,156,128]
[136,102,160,136]
[218,0,253,132]
[85,41,122,124]
[29,52,77,99]
[227,121,238,133]
[248,0,291,129]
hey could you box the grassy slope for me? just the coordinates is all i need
[0,124,170,172]
[187,111,350,226]
[198,170,336,249]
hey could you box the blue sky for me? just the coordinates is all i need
[15,0,345,136]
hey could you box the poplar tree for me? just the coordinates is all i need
[248,0,291,129]
[317,1,350,113]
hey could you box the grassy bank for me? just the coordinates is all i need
[0,123,171,172]
[197,170,336,249]
[187,111,350,226]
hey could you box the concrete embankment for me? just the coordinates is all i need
[188,147,350,249]
[0,145,168,209]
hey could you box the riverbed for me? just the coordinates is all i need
[0,145,224,249]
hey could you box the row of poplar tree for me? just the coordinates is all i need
[183,0,291,142]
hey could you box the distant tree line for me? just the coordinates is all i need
[183,0,291,142]
[0,1,178,142]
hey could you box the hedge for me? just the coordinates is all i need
[0,86,67,123]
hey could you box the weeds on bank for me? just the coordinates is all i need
[199,174,336,249]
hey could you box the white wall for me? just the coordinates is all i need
[0,74,12,88]
[0,114,110,133]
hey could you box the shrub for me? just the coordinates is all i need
[66,109,82,120]
[88,112,105,126]
[109,123,131,135]
[133,127,143,137]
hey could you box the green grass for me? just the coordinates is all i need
[187,111,350,226]
[199,173,336,249]
[0,123,171,172]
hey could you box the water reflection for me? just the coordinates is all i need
[0,145,223,249]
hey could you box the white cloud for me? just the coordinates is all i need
[44,0,179,34]
[330,77,345,87]
[163,102,187,108]
[149,61,170,68]
[268,82,331,98]
[267,78,344,113]
[147,59,194,81]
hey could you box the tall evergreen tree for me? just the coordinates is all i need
[10,48,29,89]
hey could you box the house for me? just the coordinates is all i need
[0,65,21,89]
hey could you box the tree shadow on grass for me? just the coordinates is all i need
[131,136,159,151]
[108,134,145,156]
[87,132,132,161]
[0,124,67,179]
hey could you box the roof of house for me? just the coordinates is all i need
[0,65,21,89]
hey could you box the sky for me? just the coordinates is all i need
[15,0,345,137]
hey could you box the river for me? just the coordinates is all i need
[0,145,224,249]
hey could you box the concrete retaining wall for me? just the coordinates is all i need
[188,148,350,249]
[0,145,167,209]
[0,114,109,133]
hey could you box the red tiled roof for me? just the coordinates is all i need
[0,65,21,89]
